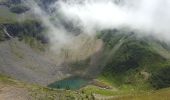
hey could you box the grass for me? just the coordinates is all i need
[111,88,170,100]
[81,84,170,100]
[9,40,25,59]
[23,36,45,51]
[0,74,18,85]
[0,74,93,100]
[2,73,167,100]
[82,85,119,96]
[82,82,149,97]
[96,30,170,96]
[0,6,17,24]
[0,74,168,100]
[0,0,8,2]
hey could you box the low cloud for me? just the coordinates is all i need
[52,0,170,42]
[23,0,170,52]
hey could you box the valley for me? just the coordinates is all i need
[0,0,170,100]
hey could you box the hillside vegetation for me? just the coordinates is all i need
[97,29,170,91]
[0,74,170,100]
[0,1,170,100]
[0,74,94,100]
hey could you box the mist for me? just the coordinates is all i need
[23,0,170,54]
[23,0,75,53]
[52,0,170,42]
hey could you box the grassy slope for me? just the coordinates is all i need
[0,6,17,24]
[0,74,170,100]
[114,88,170,100]
[0,74,94,100]
[88,87,170,100]
[88,30,170,97]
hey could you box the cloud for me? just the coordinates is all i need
[23,0,170,52]
[23,0,74,52]
[51,0,170,42]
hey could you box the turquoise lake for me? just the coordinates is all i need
[48,76,89,90]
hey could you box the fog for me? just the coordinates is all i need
[23,0,76,53]
[24,0,170,52]
[54,0,170,42]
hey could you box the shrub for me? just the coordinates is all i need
[10,4,29,14]
[4,20,46,43]
[8,0,21,4]
[150,67,170,89]
[0,29,6,41]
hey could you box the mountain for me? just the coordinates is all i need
[97,29,170,90]
[0,0,170,100]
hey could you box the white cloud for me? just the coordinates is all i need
[53,0,170,42]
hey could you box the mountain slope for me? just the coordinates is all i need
[92,88,170,100]
[0,38,70,85]
[97,29,170,90]
[0,74,93,100]
[0,73,170,100]
[0,0,170,99]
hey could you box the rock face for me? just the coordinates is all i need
[0,38,70,85]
